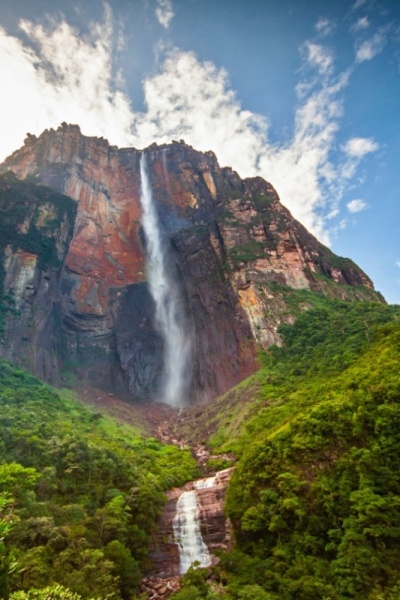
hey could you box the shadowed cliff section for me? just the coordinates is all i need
[0,171,77,382]
[0,124,383,403]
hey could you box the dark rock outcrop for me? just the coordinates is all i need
[0,124,382,402]
[0,172,76,383]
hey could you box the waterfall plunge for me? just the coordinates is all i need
[139,155,190,407]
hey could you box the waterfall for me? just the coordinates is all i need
[139,154,190,407]
[173,489,212,574]
[194,475,216,490]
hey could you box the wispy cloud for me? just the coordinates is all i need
[130,43,356,241]
[343,137,379,157]
[396,259,400,268]
[347,199,368,213]
[303,42,334,74]
[315,17,335,37]
[133,49,268,176]
[355,30,387,62]
[155,0,174,29]
[352,0,367,11]
[0,6,134,160]
[340,137,379,181]
[352,16,370,32]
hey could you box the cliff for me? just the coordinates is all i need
[0,171,76,383]
[0,124,382,403]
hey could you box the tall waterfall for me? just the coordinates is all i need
[139,154,190,407]
[173,489,212,574]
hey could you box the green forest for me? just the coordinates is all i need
[2,295,400,599]
[0,362,198,599]
[217,300,400,599]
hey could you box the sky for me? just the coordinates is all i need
[0,0,399,303]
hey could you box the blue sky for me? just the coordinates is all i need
[0,0,399,302]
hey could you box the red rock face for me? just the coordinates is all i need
[0,124,382,402]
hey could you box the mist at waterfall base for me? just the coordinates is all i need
[139,155,191,407]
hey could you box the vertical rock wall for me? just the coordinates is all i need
[0,173,77,383]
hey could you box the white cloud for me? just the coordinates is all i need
[352,0,367,10]
[355,31,386,62]
[315,18,335,37]
[0,7,134,162]
[396,260,400,268]
[303,42,334,74]
[347,199,368,213]
[339,137,379,182]
[133,49,268,177]
[155,0,174,29]
[256,77,348,241]
[343,137,379,157]
[352,16,370,31]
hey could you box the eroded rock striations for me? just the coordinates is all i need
[0,124,382,402]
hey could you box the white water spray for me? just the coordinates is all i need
[139,154,190,407]
[173,489,212,574]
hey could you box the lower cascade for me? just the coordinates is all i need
[171,470,233,574]
[173,488,212,574]
[145,467,234,584]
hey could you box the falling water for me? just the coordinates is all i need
[194,475,216,490]
[139,154,190,407]
[173,489,212,574]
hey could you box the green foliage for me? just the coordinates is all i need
[205,458,233,474]
[204,300,399,456]
[269,297,399,376]
[228,240,267,266]
[251,194,274,211]
[237,585,274,600]
[217,302,400,599]
[10,584,96,600]
[0,172,76,270]
[0,360,198,599]
[0,492,19,599]
[170,565,228,600]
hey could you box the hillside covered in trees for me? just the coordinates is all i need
[0,363,198,599]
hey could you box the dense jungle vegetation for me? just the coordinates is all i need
[0,362,198,599]
[212,299,400,600]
